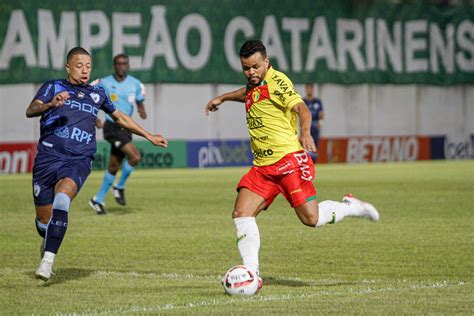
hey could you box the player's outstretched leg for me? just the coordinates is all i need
[113,160,134,206]
[36,192,70,281]
[90,171,115,214]
[316,194,379,227]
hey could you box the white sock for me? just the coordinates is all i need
[234,217,260,275]
[316,200,366,227]
[42,251,56,262]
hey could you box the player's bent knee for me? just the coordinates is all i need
[128,156,140,166]
[108,163,120,174]
[300,215,317,227]
[232,209,253,219]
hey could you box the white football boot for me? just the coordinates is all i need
[36,252,55,281]
[343,193,380,222]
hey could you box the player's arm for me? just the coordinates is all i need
[137,101,147,119]
[318,110,324,129]
[292,102,317,153]
[110,109,167,147]
[26,91,69,118]
[205,87,246,115]
[95,118,104,129]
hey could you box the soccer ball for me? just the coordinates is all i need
[222,265,259,295]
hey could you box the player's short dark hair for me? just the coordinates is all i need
[239,40,267,58]
[305,82,314,87]
[66,47,90,63]
[113,53,129,64]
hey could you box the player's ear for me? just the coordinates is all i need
[65,63,70,74]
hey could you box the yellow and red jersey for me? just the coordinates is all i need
[244,66,304,166]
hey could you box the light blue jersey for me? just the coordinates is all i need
[93,75,145,121]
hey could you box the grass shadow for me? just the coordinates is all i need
[27,268,95,286]
[105,206,134,215]
[263,276,310,287]
[264,276,360,288]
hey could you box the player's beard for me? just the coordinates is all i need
[247,76,262,87]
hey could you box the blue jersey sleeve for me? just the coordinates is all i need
[33,81,56,103]
[96,86,116,114]
[135,80,145,103]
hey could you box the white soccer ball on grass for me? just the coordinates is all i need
[222,265,259,295]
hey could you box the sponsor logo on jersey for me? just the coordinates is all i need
[271,74,297,97]
[70,127,93,144]
[250,135,269,142]
[64,99,99,117]
[54,126,69,138]
[52,126,93,144]
[247,116,264,130]
[253,148,273,158]
[273,90,286,103]
[77,91,85,99]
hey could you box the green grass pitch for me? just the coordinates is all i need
[0,160,472,314]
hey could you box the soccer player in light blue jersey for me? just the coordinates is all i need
[89,54,148,214]
[27,47,168,281]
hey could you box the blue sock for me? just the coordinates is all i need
[35,218,48,238]
[45,192,70,254]
[115,160,134,189]
[95,170,115,203]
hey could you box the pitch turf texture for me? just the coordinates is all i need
[1,160,472,314]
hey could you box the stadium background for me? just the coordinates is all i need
[0,0,473,173]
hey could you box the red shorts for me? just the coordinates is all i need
[237,151,316,208]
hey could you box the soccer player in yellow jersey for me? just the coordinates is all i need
[205,40,379,292]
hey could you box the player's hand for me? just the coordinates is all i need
[205,97,223,116]
[299,132,317,153]
[50,91,69,108]
[95,118,103,129]
[148,134,168,147]
[139,111,147,119]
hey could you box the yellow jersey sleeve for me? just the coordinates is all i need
[267,70,304,111]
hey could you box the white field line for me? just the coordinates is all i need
[92,270,373,285]
[2,267,468,288]
[75,279,467,315]
[94,270,222,281]
[2,268,468,314]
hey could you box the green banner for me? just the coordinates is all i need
[93,140,187,170]
[0,1,473,85]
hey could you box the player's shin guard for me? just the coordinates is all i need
[234,217,260,275]
[35,218,48,238]
[115,160,134,189]
[44,193,70,254]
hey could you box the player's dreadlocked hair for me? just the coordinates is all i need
[66,47,91,63]
[239,40,267,58]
